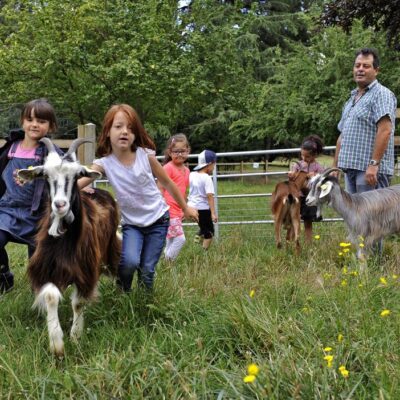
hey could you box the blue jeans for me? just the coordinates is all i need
[118,212,169,291]
[344,169,391,194]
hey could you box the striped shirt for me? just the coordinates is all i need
[337,80,397,176]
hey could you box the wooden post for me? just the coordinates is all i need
[77,123,96,165]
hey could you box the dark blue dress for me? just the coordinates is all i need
[0,142,44,246]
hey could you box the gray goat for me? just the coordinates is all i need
[306,168,400,258]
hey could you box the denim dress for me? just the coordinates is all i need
[0,143,43,246]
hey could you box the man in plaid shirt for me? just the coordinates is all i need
[333,48,397,194]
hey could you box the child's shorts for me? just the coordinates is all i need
[198,209,214,239]
[167,217,185,239]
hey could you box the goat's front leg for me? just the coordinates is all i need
[34,283,64,357]
[70,288,88,342]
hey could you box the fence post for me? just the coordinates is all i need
[213,162,219,240]
[264,156,269,184]
[77,123,96,164]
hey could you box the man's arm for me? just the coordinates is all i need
[333,134,341,168]
[365,115,392,186]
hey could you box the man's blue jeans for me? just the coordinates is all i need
[118,212,169,291]
[344,169,391,194]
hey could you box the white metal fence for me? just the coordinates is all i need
[179,146,343,239]
[95,146,400,240]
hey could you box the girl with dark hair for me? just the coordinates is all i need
[288,135,325,242]
[0,98,61,294]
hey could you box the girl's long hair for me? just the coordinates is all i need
[96,104,155,157]
[162,133,190,165]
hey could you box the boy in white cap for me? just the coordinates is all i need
[187,150,218,250]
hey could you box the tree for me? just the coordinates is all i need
[320,0,400,49]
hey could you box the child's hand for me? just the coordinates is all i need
[81,186,95,194]
[212,213,218,223]
[183,206,199,222]
[287,171,296,180]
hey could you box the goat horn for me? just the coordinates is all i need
[64,138,93,159]
[40,137,57,153]
[320,167,342,178]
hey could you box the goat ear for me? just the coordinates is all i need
[17,166,45,182]
[319,181,333,198]
[80,166,102,180]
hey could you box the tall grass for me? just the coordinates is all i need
[1,222,400,399]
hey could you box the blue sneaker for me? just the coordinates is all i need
[0,271,14,294]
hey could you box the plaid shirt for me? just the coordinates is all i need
[337,80,397,176]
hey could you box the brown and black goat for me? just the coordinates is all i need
[271,169,309,253]
[18,138,121,357]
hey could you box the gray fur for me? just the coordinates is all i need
[306,172,400,252]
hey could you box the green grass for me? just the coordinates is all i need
[1,225,400,399]
[2,176,400,398]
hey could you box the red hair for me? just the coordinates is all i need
[96,104,155,157]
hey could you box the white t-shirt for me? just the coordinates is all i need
[94,147,168,227]
[187,171,215,210]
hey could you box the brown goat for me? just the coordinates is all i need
[18,138,121,357]
[271,170,309,253]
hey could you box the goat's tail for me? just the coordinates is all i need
[33,283,63,314]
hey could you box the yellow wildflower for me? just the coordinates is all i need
[247,363,259,376]
[338,252,343,256]
[343,248,350,253]
[338,365,349,378]
[359,243,365,248]
[380,309,391,317]
[249,290,255,298]
[392,274,398,280]
[341,279,347,287]
[323,347,333,352]
[350,271,358,277]
[314,235,320,240]
[342,266,348,275]
[243,375,256,383]
[379,277,388,285]
[358,284,363,288]
[358,235,364,242]
[339,242,351,248]
[324,355,334,368]
[337,333,344,342]
[323,273,332,280]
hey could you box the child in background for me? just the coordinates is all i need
[188,150,218,250]
[160,134,191,262]
[0,98,60,294]
[288,134,325,242]
[79,104,198,292]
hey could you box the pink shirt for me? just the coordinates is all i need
[163,161,189,218]
[8,142,37,159]
[292,160,324,174]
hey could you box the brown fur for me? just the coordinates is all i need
[29,188,121,299]
[271,171,309,253]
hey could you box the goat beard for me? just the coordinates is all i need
[48,210,75,237]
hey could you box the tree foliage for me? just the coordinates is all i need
[0,0,398,152]
[320,0,400,50]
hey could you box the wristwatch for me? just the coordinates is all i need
[369,159,380,166]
